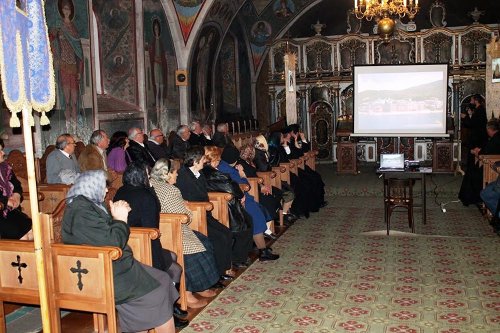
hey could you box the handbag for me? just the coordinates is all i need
[227,199,253,232]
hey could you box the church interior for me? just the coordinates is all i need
[1,0,500,332]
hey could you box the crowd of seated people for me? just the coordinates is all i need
[5,121,323,330]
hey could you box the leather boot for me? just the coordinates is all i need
[259,248,279,261]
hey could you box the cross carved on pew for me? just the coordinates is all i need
[11,255,28,284]
[70,260,89,291]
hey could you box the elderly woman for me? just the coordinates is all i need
[0,140,32,240]
[107,131,131,172]
[210,145,279,261]
[150,159,220,308]
[62,170,178,333]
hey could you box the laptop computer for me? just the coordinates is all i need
[378,154,405,172]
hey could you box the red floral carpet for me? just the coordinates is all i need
[184,177,500,332]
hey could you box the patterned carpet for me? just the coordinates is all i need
[183,170,500,333]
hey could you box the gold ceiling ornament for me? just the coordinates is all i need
[353,0,420,42]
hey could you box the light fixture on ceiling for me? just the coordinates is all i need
[353,0,420,42]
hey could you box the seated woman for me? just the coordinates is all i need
[240,142,296,226]
[62,170,178,333]
[107,131,131,172]
[0,139,32,240]
[149,159,220,308]
[216,145,279,261]
[113,162,189,326]
[202,147,254,268]
[175,147,235,277]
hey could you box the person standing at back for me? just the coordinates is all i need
[461,94,488,169]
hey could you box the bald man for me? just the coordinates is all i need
[146,128,170,160]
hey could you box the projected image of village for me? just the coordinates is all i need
[356,70,445,134]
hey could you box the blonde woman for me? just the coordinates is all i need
[150,159,220,308]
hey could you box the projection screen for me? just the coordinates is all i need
[353,64,449,137]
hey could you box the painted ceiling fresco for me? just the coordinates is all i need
[172,0,206,44]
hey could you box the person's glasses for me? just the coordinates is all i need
[67,142,76,145]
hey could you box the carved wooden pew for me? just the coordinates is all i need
[47,200,159,332]
[0,219,123,333]
[305,150,318,171]
[208,192,233,228]
[257,171,284,228]
[159,201,212,311]
[479,155,500,189]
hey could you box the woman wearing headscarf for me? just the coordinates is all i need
[150,159,220,308]
[62,170,178,333]
[216,146,279,261]
[202,147,254,268]
[0,139,32,240]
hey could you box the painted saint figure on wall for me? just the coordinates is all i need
[50,0,84,133]
[149,18,168,124]
[196,32,213,120]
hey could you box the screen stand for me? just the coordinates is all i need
[396,137,401,154]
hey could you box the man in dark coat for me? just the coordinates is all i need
[188,121,209,146]
[126,127,156,167]
[212,123,234,148]
[146,128,170,160]
[459,118,500,206]
[461,94,488,168]
[168,125,191,159]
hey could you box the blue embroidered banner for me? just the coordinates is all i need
[0,0,54,126]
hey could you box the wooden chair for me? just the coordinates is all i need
[479,155,500,189]
[305,150,318,171]
[278,162,293,185]
[383,178,415,235]
[39,145,56,183]
[46,200,159,332]
[38,184,71,214]
[257,171,284,228]
[107,170,123,190]
[159,202,212,311]
[247,177,263,202]
[208,192,233,228]
[0,214,123,333]
[289,159,300,175]
[74,142,85,159]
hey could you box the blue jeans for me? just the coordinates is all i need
[480,181,500,216]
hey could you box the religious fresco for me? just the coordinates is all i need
[190,26,220,122]
[144,0,180,132]
[93,0,137,106]
[220,36,238,113]
[172,0,206,44]
[45,0,94,145]
[239,0,314,73]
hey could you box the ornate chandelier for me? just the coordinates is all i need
[353,0,420,41]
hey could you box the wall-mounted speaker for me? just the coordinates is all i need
[175,69,188,86]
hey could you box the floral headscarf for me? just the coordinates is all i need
[66,170,108,212]
[239,144,256,163]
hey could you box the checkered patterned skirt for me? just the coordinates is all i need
[184,231,220,292]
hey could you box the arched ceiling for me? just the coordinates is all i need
[287,0,500,38]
